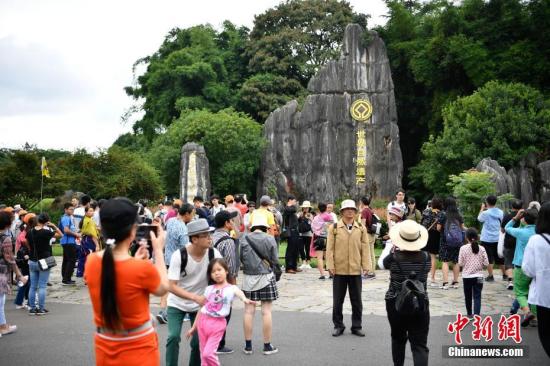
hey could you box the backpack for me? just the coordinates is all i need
[365,208,381,235]
[445,221,464,248]
[394,252,428,316]
[298,216,312,233]
[179,246,215,277]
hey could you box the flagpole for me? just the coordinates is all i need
[40,164,44,213]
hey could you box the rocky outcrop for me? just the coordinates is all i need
[258,24,403,203]
[180,143,210,203]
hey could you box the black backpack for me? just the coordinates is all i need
[298,216,312,233]
[364,208,380,234]
[179,247,215,277]
[394,252,428,316]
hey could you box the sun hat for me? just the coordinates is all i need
[389,220,428,251]
[260,195,271,206]
[187,218,215,237]
[301,201,312,208]
[250,214,269,229]
[389,206,404,218]
[339,199,357,212]
[13,204,22,211]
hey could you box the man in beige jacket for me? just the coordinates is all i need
[326,199,372,337]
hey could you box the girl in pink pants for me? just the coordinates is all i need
[187,259,255,366]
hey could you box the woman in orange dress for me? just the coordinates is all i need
[85,198,169,366]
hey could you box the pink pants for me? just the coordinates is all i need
[197,314,227,366]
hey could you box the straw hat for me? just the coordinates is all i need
[389,220,428,251]
[301,200,312,209]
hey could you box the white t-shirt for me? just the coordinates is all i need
[73,206,86,231]
[167,244,222,312]
[200,284,238,318]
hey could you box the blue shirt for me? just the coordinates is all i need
[60,214,76,245]
[164,218,189,264]
[505,220,536,267]
[478,207,503,243]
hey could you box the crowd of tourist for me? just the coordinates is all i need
[0,188,549,365]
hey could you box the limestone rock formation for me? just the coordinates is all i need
[180,143,210,203]
[258,24,403,203]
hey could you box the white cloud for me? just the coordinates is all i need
[0,0,388,151]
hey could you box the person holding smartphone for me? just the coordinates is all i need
[85,198,169,366]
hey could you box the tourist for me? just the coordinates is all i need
[283,195,301,274]
[0,210,28,335]
[458,228,489,317]
[240,215,279,355]
[74,194,91,230]
[85,197,169,366]
[297,201,313,269]
[209,195,225,217]
[211,210,239,355]
[224,195,243,238]
[522,202,550,358]
[505,208,538,326]
[269,199,283,247]
[478,195,505,281]
[528,201,542,211]
[60,203,81,285]
[193,196,210,220]
[27,213,62,315]
[234,194,248,218]
[71,197,79,208]
[165,199,183,224]
[186,259,255,365]
[154,202,168,222]
[386,188,407,223]
[77,206,100,278]
[166,219,222,366]
[501,199,522,290]
[311,203,334,279]
[383,220,431,366]
[327,203,338,223]
[438,197,465,290]
[405,198,422,223]
[327,199,372,337]
[157,203,194,324]
[421,197,444,287]
[14,218,32,309]
[249,195,276,234]
[243,201,256,233]
[359,196,376,279]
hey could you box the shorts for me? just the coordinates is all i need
[481,242,504,265]
[313,236,326,251]
[503,247,515,269]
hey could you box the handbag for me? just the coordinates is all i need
[245,236,282,281]
[38,256,57,271]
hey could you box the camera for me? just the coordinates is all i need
[130,224,158,259]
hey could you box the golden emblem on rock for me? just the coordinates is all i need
[350,99,373,122]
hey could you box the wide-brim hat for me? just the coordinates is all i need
[339,199,357,212]
[389,220,428,251]
[250,214,269,229]
[187,218,215,236]
[301,200,312,208]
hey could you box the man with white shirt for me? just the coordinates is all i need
[386,188,407,223]
[73,195,91,230]
[166,219,222,366]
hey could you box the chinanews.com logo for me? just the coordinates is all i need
[444,313,528,358]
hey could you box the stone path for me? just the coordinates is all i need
[42,257,514,316]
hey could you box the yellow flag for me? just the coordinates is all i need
[41,157,50,178]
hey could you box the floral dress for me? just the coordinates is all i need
[0,231,16,295]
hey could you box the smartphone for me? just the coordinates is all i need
[130,224,158,258]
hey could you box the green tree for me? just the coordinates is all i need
[149,109,264,196]
[411,81,550,196]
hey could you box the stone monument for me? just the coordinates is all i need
[180,142,211,204]
[258,24,403,203]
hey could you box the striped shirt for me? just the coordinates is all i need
[383,250,431,300]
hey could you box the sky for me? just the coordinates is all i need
[0,0,389,152]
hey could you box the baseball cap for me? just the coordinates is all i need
[214,210,238,228]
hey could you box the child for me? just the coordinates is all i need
[458,228,489,317]
[186,259,255,366]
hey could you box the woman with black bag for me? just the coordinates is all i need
[27,213,62,315]
[383,220,431,366]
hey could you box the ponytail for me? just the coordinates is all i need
[465,227,480,254]
[100,244,120,329]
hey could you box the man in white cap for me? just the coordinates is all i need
[326,199,372,337]
[166,218,222,366]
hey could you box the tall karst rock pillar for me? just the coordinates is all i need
[180,142,211,204]
[258,24,403,203]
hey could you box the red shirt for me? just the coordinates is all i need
[361,207,373,227]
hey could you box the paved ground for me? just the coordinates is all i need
[3,257,546,365]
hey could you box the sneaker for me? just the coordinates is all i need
[41,308,49,313]
[47,282,52,287]
[507,282,514,290]
[328,275,334,280]
[183,314,190,322]
[303,263,312,269]
[429,281,439,288]
[156,311,168,324]
[61,281,76,286]
[485,275,494,282]
[521,313,535,327]
[451,281,459,289]
[263,344,279,355]
[440,282,449,290]
[319,275,326,280]
[15,304,29,310]
[28,308,38,316]
[502,274,509,281]
[365,273,376,280]
[35,309,48,316]
[530,319,538,327]
[243,347,253,355]
[216,346,234,355]
[0,325,17,335]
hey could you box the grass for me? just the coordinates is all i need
[52,244,63,256]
